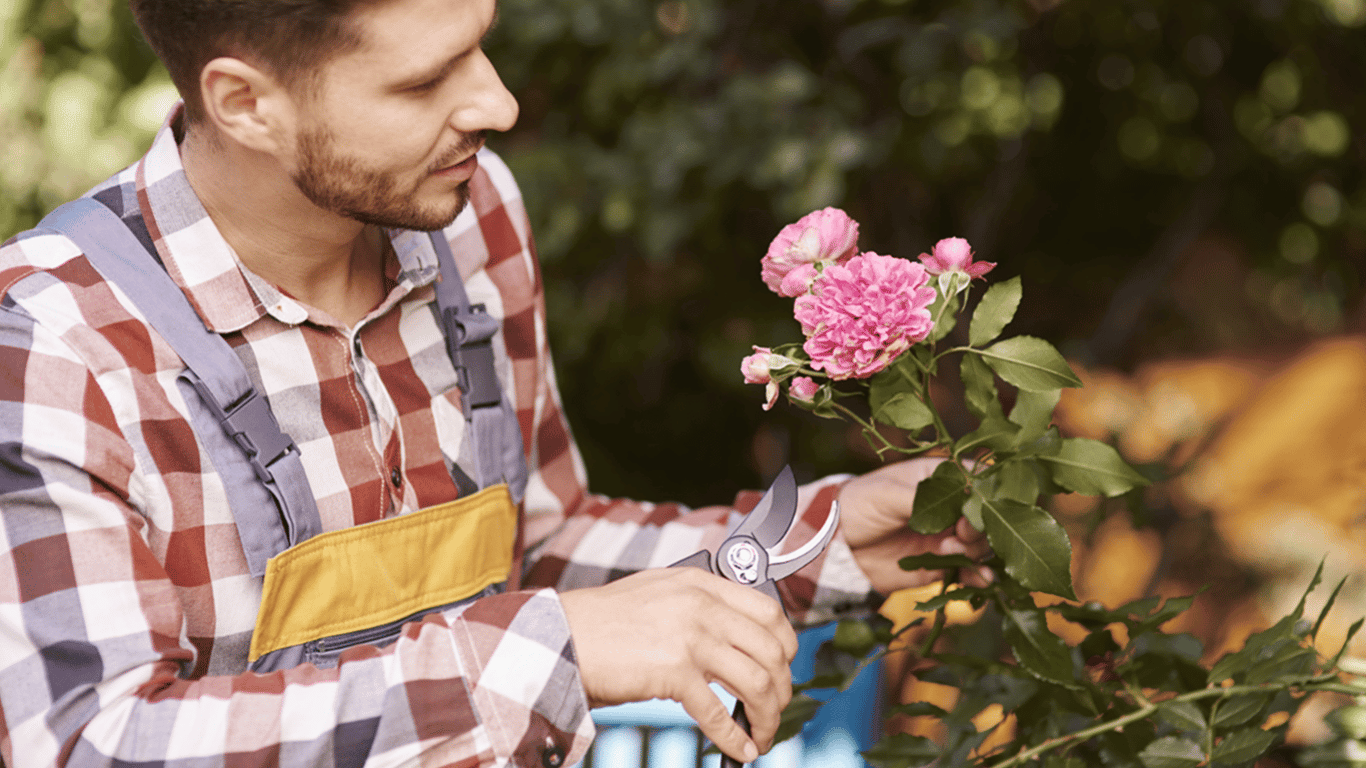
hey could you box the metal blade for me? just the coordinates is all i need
[766,499,839,582]
[727,465,798,550]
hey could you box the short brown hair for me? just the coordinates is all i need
[129,0,375,123]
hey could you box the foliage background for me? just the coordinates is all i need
[4,0,1364,504]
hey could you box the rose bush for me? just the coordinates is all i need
[742,208,1365,768]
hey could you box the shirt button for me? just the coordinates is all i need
[540,745,565,768]
[390,467,403,489]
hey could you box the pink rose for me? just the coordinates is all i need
[918,237,995,286]
[761,208,860,297]
[741,346,775,384]
[788,376,820,403]
[794,253,937,380]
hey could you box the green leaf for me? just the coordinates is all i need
[1138,736,1205,768]
[774,694,822,744]
[995,459,1042,504]
[1133,594,1200,635]
[870,358,923,413]
[1157,701,1208,734]
[898,552,978,572]
[961,353,1003,421]
[970,276,1023,347]
[1040,438,1150,497]
[976,336,1083,391]
[1211,727,1278,764]
[1213,693,1271,728]
[1208,615,1298,683]
[1332,617,1365,667]
[978,495,1076,599]
[1313,576,1349,640]
[925,294,960,344]
[1009,388,1061,445]
[1001,605,1077,686]
[874,392,935,432]
[887,701,949,719]
[958,415,1022,454]
[861,732,940,768]
[914,586,991,612]
[910,463,967,534]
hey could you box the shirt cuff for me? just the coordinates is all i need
[446,588,595,767]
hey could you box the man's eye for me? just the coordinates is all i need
[407,77,442,94]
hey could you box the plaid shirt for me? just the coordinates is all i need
[0,109,876,768]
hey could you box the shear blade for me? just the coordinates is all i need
[728,465,799,550]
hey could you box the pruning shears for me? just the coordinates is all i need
[669,465,840,768]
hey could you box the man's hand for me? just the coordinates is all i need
[560,568,798,765]
[838,457,991,594]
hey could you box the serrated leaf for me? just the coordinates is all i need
[1157,701,1208,733]
[774,694,822,744]
[1208,615,1298,683]
[1211,727,1278,764]
[1332,617,1365,667]
[1041,438,1150,497]
[961,353,1003,421]
[910,463,967,534]
[1139,736,1205,768]
[1010,388,1061,445]
[1243,643,1318,684]
[1314,576,1349,640]
[1213,694,1271,728]
[874,392,935,431]
[1002,605,1076,685]
[976,336,1083,391]
[970,276,1023,347]
[978,495,1076,599]
[862,732,941,768]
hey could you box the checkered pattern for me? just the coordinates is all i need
[0,107,876,768]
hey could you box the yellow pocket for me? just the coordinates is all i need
[249,484,517,661]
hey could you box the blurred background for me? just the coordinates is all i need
[6,0,1366,759]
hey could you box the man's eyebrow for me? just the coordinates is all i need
[395,8,500,89]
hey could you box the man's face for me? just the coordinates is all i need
[287,0,517,231]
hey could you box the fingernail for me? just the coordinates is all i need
[744,742,759,762]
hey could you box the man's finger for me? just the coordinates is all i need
[679,682,759,764]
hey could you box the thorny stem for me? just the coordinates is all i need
[989,677,1362,768]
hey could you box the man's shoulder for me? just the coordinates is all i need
[0,171,144,295]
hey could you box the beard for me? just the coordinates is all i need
[291,127,484,232]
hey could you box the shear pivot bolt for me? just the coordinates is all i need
[727,541,760,584]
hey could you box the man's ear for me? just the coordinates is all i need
[198,57,297,154]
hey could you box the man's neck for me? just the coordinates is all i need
[180,126,387,328]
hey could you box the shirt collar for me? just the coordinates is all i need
[135,103,443,333]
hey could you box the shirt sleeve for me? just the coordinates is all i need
[475,158,882,627]
[0,262,593,768]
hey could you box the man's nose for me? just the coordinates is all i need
[451,50,519,134]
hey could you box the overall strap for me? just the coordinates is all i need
[36,197,323,576]
[429,232,529,504]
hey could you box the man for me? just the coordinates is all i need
[0,0,985,766]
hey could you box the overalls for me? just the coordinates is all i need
[39,198,529,672]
